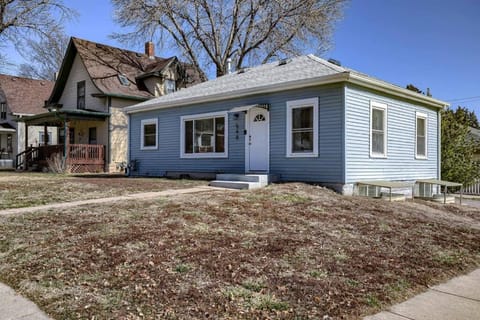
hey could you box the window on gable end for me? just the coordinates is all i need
[370,101,388,158]
[0,103,6,120]
[416,112,427,158]
[77,81,86,109]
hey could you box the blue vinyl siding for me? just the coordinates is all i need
[129,84,345,182]
[129,104,245,176]
[345,84,439,182]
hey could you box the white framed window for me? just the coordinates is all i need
[286,98,319,157]
[415,112,428,159]
[165,79,176,94]
[370,101,388,158]
[180,111,228,158]
[0,102,6,120]
[141,118,158,150]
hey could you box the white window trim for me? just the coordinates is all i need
[370,101,388,158]
[141,118,158,150]
[180,111,228,159]
[415,111,428,159]
[286,97,319,158]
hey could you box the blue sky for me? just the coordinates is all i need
[3,0,480,115]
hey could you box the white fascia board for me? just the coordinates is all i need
[347,73,449,109]
[11,112,36,117]
[125,73,350,114]
[125,71,450,114]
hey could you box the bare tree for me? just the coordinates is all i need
[111,0,347,80]
[18,29,69,80]
[0,0,74,68]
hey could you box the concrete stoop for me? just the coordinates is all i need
[209,173,276,190]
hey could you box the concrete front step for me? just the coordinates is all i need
[209,180,262,190]
[209,173,277,190]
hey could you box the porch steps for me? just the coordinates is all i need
[209,174,277,190]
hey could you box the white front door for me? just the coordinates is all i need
[246,107,269,172]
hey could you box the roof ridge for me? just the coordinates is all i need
[306,54,347,73]
[71,37,171,61]
[0,73,54,84]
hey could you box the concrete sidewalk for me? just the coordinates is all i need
[0,186,223,216]
[0,283,51,320]
[364,268,480,320]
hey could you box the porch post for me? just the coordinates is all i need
[43,125,48,145]
[64,120,69,164]
[24,123,29,154]
[24,123,29,171]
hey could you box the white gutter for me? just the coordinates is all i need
[125,71,449,114]
[347,73,449,109]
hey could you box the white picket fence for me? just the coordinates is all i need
[464,180,480,195]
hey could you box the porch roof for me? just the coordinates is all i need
[18,109,110,126]
[0,123,16,133]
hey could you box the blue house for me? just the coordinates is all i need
[124,55,449,194]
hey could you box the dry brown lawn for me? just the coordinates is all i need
[0,181,479,319]
[0,172,207,209]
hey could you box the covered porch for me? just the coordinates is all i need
[0,123,15,169]
[17,109,110,173]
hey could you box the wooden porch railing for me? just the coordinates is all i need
[16,144,105,171]
[67,144,105,165]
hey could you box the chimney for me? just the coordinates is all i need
[227,58,232,74]
[145,41,155,59]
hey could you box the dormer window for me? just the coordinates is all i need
[165,79,176,94]
[77,81,85,109]
[0,102,6,120]
[118,74,130,86]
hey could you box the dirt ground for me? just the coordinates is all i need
[0,179,479,319]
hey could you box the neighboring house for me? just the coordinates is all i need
[0,74,55,169]
[125,55,449,194]
[19,37,200,172]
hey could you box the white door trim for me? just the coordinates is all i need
[245,107,270,173]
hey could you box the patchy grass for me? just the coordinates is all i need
[0,183,479,319]
[0,172,207,209]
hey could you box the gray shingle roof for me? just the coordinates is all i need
[126,54,449,113]
[129,55,345,109]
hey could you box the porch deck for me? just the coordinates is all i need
[16,144,105,173]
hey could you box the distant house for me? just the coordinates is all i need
[18,37,201,172]
[125,55,449,194]
[0,74,55,169]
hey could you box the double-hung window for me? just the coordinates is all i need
[416,112,427,158]
[370,101,388,158]
[0,102,6,120]
[181,112,228,158]
[165,79,176,94]
[286,98,319,157]
[77,81,86,109]
[141,118,158,150]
